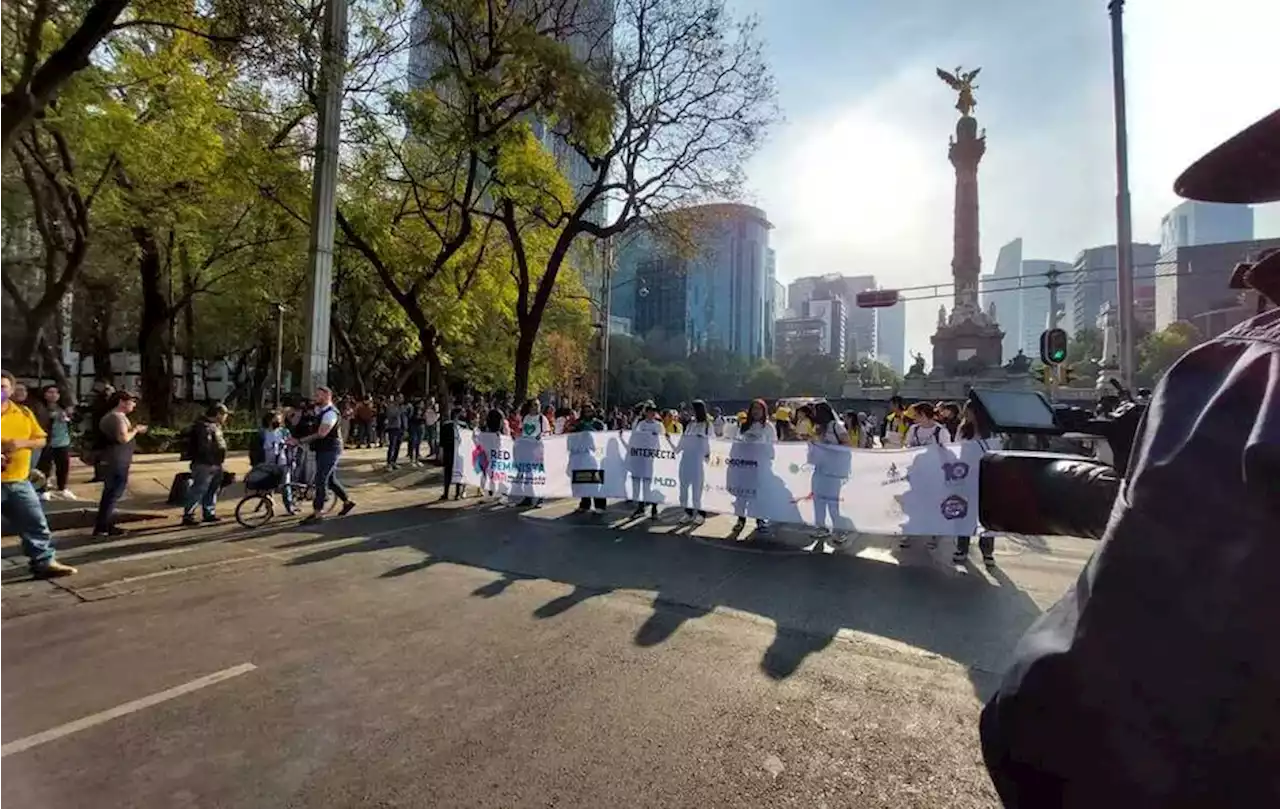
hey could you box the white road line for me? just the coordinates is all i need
[1,663,258,757]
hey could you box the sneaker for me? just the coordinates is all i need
[631,506,646,519]
[677,513,693,525]
[953,550,967,565]
[339,500,357,517]
[810,527,833,539]
[39,490,52,501]
[93,525,127,537]
[982,555,997,568]
[828,532,851,549]
[202,515,222,524]
[58,489,78,501]
[32,560,77,578]
[181,516,201,527]
[693,514,706,526]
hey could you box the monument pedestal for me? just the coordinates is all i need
[930,317,1004,377]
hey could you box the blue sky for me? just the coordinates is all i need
[729,0,1280,357]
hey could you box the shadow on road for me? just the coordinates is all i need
[278,499,1044,700]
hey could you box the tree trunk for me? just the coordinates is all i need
[331,317,366,398]
[512,325,537,405]
[133,224,173,424]
[37,336,73,395]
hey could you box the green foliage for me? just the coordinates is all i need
[1136,321,1202,387]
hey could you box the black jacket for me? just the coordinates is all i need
[981,309,1280,807]
[187,418,228,466]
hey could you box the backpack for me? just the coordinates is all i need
[248,430,266,467]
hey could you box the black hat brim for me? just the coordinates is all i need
[1174,109,1280,204]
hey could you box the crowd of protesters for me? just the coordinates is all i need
[1,368,998,581]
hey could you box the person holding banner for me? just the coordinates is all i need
[628,402,664,520]
[899,402,953,550]
[517,399,552,507]
[808,401,854,549]
[731,399,776,536]
[677,400,713,525]
[570,404,608,513]
[880,396,911,448]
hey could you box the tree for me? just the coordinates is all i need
[854,357,901,388]
[742,361,786,399]
[784,354,845,398]
[493,0,779,402]
[1136,321,1201,387]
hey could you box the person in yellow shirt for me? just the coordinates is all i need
[1,370,76,577]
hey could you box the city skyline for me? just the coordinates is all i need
[731,0,1279,363]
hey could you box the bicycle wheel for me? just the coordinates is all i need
[292,483,340,514]
[235,494,275,528]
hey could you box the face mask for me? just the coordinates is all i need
[0,390,8,403]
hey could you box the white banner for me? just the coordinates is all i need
[456,430,981,536]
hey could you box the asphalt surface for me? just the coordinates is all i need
[1,491,1095,808]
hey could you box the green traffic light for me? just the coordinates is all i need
[1050,348,1066,362]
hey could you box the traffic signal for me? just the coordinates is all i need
[1063,364,1079,385]
[855,290,900,308]
[1039,328,1068,365]
[1039,366,1053,386]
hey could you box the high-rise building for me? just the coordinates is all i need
[982,238,1023,360]
[803,298,847,364]
[874,299,906,374]
[764,249,778,359]
[787,274,876,360]
[611,203,773,360]
[1019,259,1071,355]
[1154,237,1280,332]
[1067,243,1161,338]
[1159,201,1254,255]
[774,317,826,360]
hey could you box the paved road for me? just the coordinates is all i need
[1,493,1094,808]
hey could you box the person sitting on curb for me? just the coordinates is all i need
[1,370,76,578]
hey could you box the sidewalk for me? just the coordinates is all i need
[3,446,448,542]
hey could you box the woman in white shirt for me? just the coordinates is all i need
[732,399,776,535]
[629,402,665,519]
[809,401,853,548]
[678,400,714,524]
[516,399,550,507]
[901,402,951,550]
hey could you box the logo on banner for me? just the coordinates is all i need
[638,476,677,487]
[884,463,909,484]
[787,462,815,474]
[942,461,970,483]
[572,469,605,485]
[471,444,489,475]
[703,483,758,498]
[940,494,969,520]
[710,454,759,468]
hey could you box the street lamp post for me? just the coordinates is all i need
[1108,0,1136,389]
[274,303,287,410]
[599,235,614,408]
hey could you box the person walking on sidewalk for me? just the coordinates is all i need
[93,390,147,537]
[1,371,77,578]
[293,385,355,525]
[383,394,408,470]
[34,383,75,499]
[181,403,230,527]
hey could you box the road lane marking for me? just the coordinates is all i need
[1,663,258,757]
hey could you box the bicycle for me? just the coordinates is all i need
[234,451,339,528]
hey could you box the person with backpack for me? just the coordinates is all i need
[181,403,230,527]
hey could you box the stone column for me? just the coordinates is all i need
[948,115,986,323]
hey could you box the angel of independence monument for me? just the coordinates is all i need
[894,66,1035,400]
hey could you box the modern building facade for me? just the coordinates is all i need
[1019,259,1071,355]
[764,248,778,359]
[1159,201,1254,255]
[1154,237,1280,332]
[786,274,876,361]
[982,238,1024,360]
[774,317,826,360]
[874,298,906,374]
[1067,243,1161,338]
[611,203,773,361]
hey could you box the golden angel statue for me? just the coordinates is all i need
[936,66,981,116]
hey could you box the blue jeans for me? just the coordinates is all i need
[1,480,56,570]
[183,463,222,520]
[407,424,424,462]
[94,467,129,533]
[385,429,403,465]
[312,449,349,512]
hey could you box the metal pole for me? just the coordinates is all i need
[1047,264,1061,395]
[599,235,614,408]
[1109,0,1136,389]
[274,303,285,410]
[301,0,349,396]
